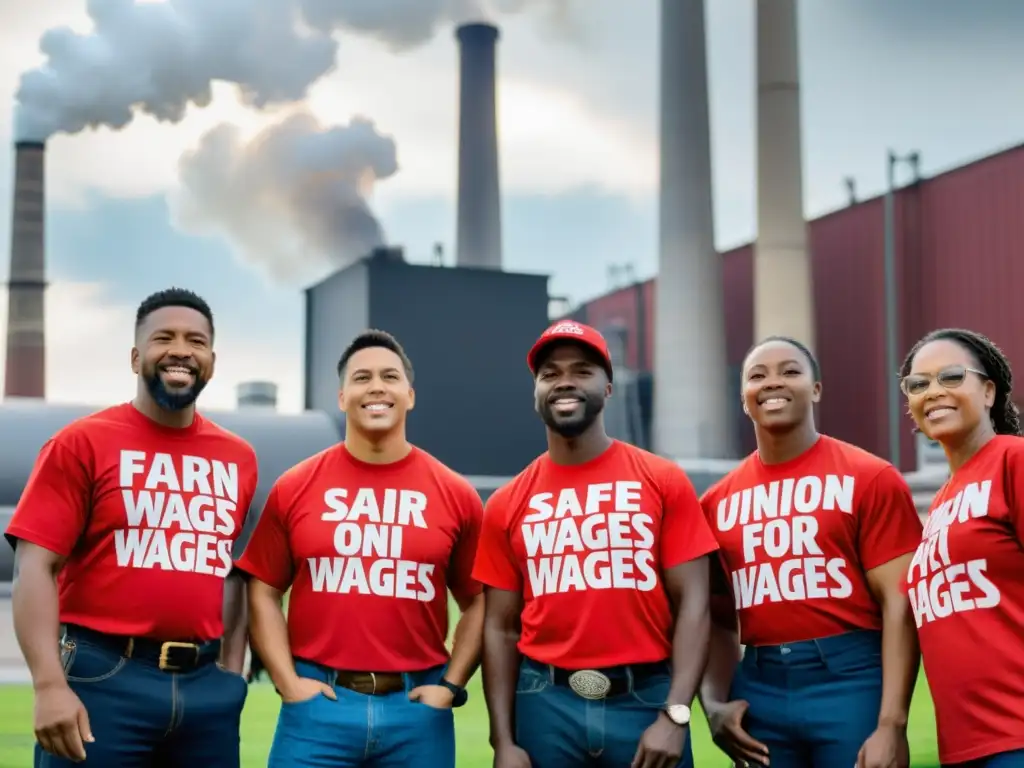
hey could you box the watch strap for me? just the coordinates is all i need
[439,678,468,708]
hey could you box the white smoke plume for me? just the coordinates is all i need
[172,111,399,282]
[14,0,572,278]
[299,0,575,51]
[16,0,574,140]
[15,0,340,141]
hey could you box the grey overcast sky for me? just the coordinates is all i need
[0,0,1021,412]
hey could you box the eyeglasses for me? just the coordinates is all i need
[900,365,989,396]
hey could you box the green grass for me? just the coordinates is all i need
[0,674,942,767]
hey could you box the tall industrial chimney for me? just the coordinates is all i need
[4,141,47,400]
[454,23,502,270]
[754,0,813,346]
[652,0,733,459]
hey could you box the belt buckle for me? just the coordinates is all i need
[159,641,200,672]
[369,672,377,695]
[568,669,612,700]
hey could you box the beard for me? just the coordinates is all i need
[143,365,208,412]
[538,390,605,438]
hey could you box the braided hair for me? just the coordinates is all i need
[745,335,821,381]
[900,328,1022,437]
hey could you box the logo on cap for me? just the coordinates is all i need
[546,321,586,337]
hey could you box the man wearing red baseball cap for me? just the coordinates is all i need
[474,320,719,768]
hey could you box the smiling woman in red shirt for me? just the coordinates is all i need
[900,328,1024,768]
[699,336,923,768]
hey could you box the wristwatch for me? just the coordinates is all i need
[438,678,469,708]
[663,704,691,727]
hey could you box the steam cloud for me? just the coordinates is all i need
[173,112,398,282]
[15,0,340,142]
[15,0,569,140]
[15,0,568,277]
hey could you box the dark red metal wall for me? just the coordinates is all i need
[575,143,1024,467]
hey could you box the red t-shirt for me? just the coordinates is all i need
[700,435,922,647]
[906,435,1024,765]
[5,403,259,642]
[233,443,482,672]
[471,440,719,669]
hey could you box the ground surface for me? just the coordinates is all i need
[0,674,942,767]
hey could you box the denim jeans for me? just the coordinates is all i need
[35,628,248,767]
[267,659,456,767]
[730,629,884,768]
[513,656,693,768]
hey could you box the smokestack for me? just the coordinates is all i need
[236,380,278,410]
[4,141,46,400]
[454,23,502,270]
[652,0,732,459]
[754,0,813,347]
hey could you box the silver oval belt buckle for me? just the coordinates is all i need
[567,670,612,700]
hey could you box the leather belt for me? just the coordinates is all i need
[334,670,405,695]
[64,624,219,673]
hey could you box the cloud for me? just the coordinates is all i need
[171,109,399,284]
[0,281,304,413]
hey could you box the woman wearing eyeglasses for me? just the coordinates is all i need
[699,336,923,768]
[900,328,1024,768]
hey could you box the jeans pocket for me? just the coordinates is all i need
[515,666,550,695]
[66,641,127,684]
[630,673,671,707]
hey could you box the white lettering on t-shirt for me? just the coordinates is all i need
[306,488,436,602]
[114,450,240,577]
[519,481,658,597]
[716,474,856,609]
[907,481,1000,628]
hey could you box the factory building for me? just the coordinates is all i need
[570,141,1024,471]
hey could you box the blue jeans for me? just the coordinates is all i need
[949,750,1024,767]
[35,627,248,767]
[268,659,455,767]
[514,656,693,768]
[730,629,883,768]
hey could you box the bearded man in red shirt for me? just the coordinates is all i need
[474,321,718,768]
[7,288,259,767]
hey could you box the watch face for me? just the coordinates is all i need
[666,704,691,725]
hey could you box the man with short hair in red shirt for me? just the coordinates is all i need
[473,321,719,768]
[6,288,259,767]
[234,329,484,768]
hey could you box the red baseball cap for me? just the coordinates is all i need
[527,320,613,380]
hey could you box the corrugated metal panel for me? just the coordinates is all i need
[580,284,642,369]
[808,201,890,459]
[722,246,754,365]
[575,144,1024,466]
[641,280,655,371]
[920,146,1024,369]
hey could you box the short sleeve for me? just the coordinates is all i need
[4,437,92,556]
[233,483,294,592]
[699,490,732,598]
[660,464,720,568]
[447,484,484,604]
[1001,440,1024,544]
[857,466,923,572]
[229,453,261,560]
[471,490,522,591]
